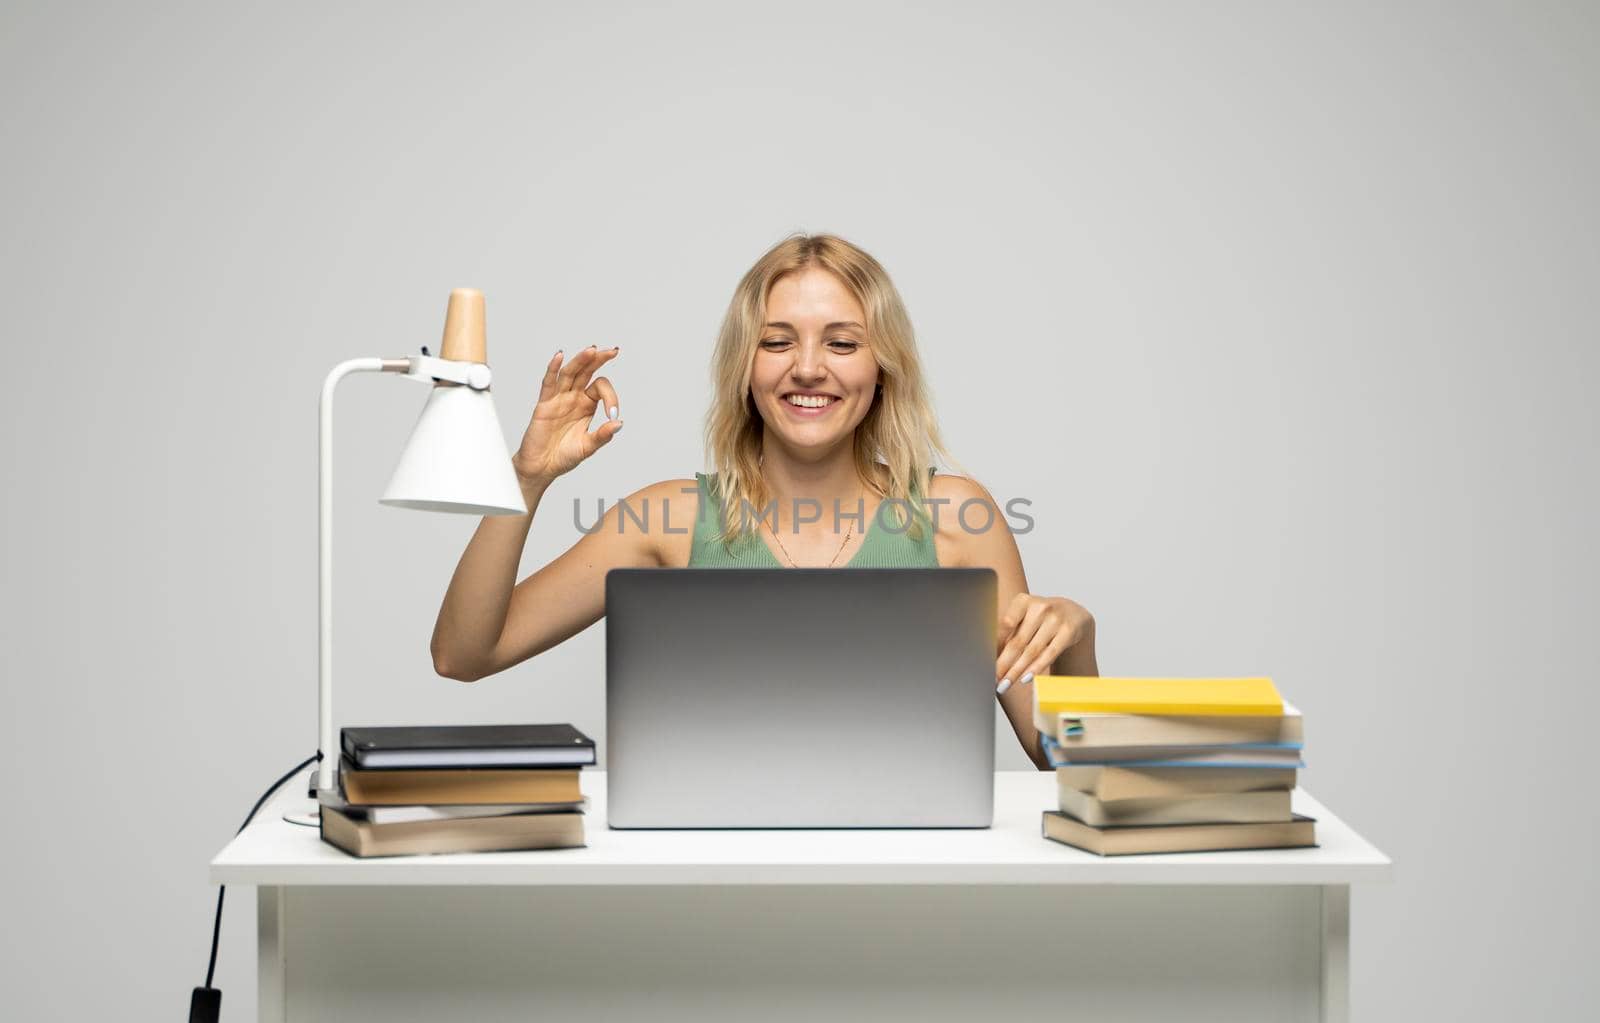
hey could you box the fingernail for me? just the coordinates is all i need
[608,406,618,420]
[996,678,1012,695]
[1020,671,1034,685]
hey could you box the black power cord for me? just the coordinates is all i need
[190,752,321,1023]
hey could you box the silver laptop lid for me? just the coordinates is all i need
[605,568,997,828]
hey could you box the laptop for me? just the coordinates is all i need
[605,568,997,828]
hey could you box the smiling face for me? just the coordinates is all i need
[749,267,880,457]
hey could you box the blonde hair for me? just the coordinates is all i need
[704,233,952,545]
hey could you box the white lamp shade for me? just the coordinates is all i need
[380,384,527,515]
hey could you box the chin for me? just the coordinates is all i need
[767,420,832,441]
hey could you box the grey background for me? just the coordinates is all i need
[2,1,1594,1019]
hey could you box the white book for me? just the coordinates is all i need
[318,791,587,826]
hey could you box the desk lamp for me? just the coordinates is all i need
[305,288,526,805]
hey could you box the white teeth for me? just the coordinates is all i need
[786,394,835,408]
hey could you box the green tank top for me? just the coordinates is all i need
[687,470,940,568]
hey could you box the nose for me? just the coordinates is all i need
[792,339,827,382]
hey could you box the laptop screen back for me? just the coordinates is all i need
[605,568,997,828]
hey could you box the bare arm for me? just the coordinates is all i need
[431,344,659,681]
[431,476,691,681]
[430,479,546,681]
[930,475,1097,771]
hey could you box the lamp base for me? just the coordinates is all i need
[281,771,328,827]
[282,799,321,828]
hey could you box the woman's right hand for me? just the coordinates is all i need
[509,345,623,487]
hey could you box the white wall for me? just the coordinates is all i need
[2,2,1595,1019]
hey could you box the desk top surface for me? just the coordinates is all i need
[211,771,1391,886]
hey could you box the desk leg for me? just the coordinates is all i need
[1321,884,1350,1023]
[257,886,286,1023]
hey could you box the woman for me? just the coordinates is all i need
[430,234,1096,769]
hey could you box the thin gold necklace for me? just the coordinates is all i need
[764,492,864,568]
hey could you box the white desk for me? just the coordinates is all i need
[213,771,1390,1023]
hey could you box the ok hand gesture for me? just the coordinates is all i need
[510,346,623,487]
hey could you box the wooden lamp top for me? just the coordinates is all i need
[439,288,488,364]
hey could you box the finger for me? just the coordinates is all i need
[581,416,624,456]
[555,345,601,392]
[998,614,1049,688]
[996,602,1047,684]
[1019,627,1076,684]
[561,345,619,395]
[997,601,1044,669]
[537,350,564,403]
[1022,607,1090,680]
[1002,616,1062,690]
[574,346,620,395]
[995,592,1033,653]
[585,375,621,420]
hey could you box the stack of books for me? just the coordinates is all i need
[1034,677,1316,856]
[318,723,595,858]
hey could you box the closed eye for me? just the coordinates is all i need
[759,338,862,351]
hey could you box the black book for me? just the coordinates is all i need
[340,723,597,770]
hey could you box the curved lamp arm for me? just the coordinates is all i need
[318,358,402,792]
[312,289,522,797]
[315,353,506,793]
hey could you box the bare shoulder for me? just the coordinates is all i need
[629,477,701,567]
[927,474,1013,568]
[928,473,985,569]
[627,477,701,503]
[928,472,990,505]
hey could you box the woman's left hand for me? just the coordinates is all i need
[995,593,1095,694]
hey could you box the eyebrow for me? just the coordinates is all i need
[763,321,864,331]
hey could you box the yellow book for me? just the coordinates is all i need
[1034,677,1284,717]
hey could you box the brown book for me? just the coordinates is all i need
[1042,810,1316,856]
[339,758,582,806]
[320,805,586,857]
[1035,705,1304,747]
[1056,765,1296,802]
[1057,785,1292,826]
